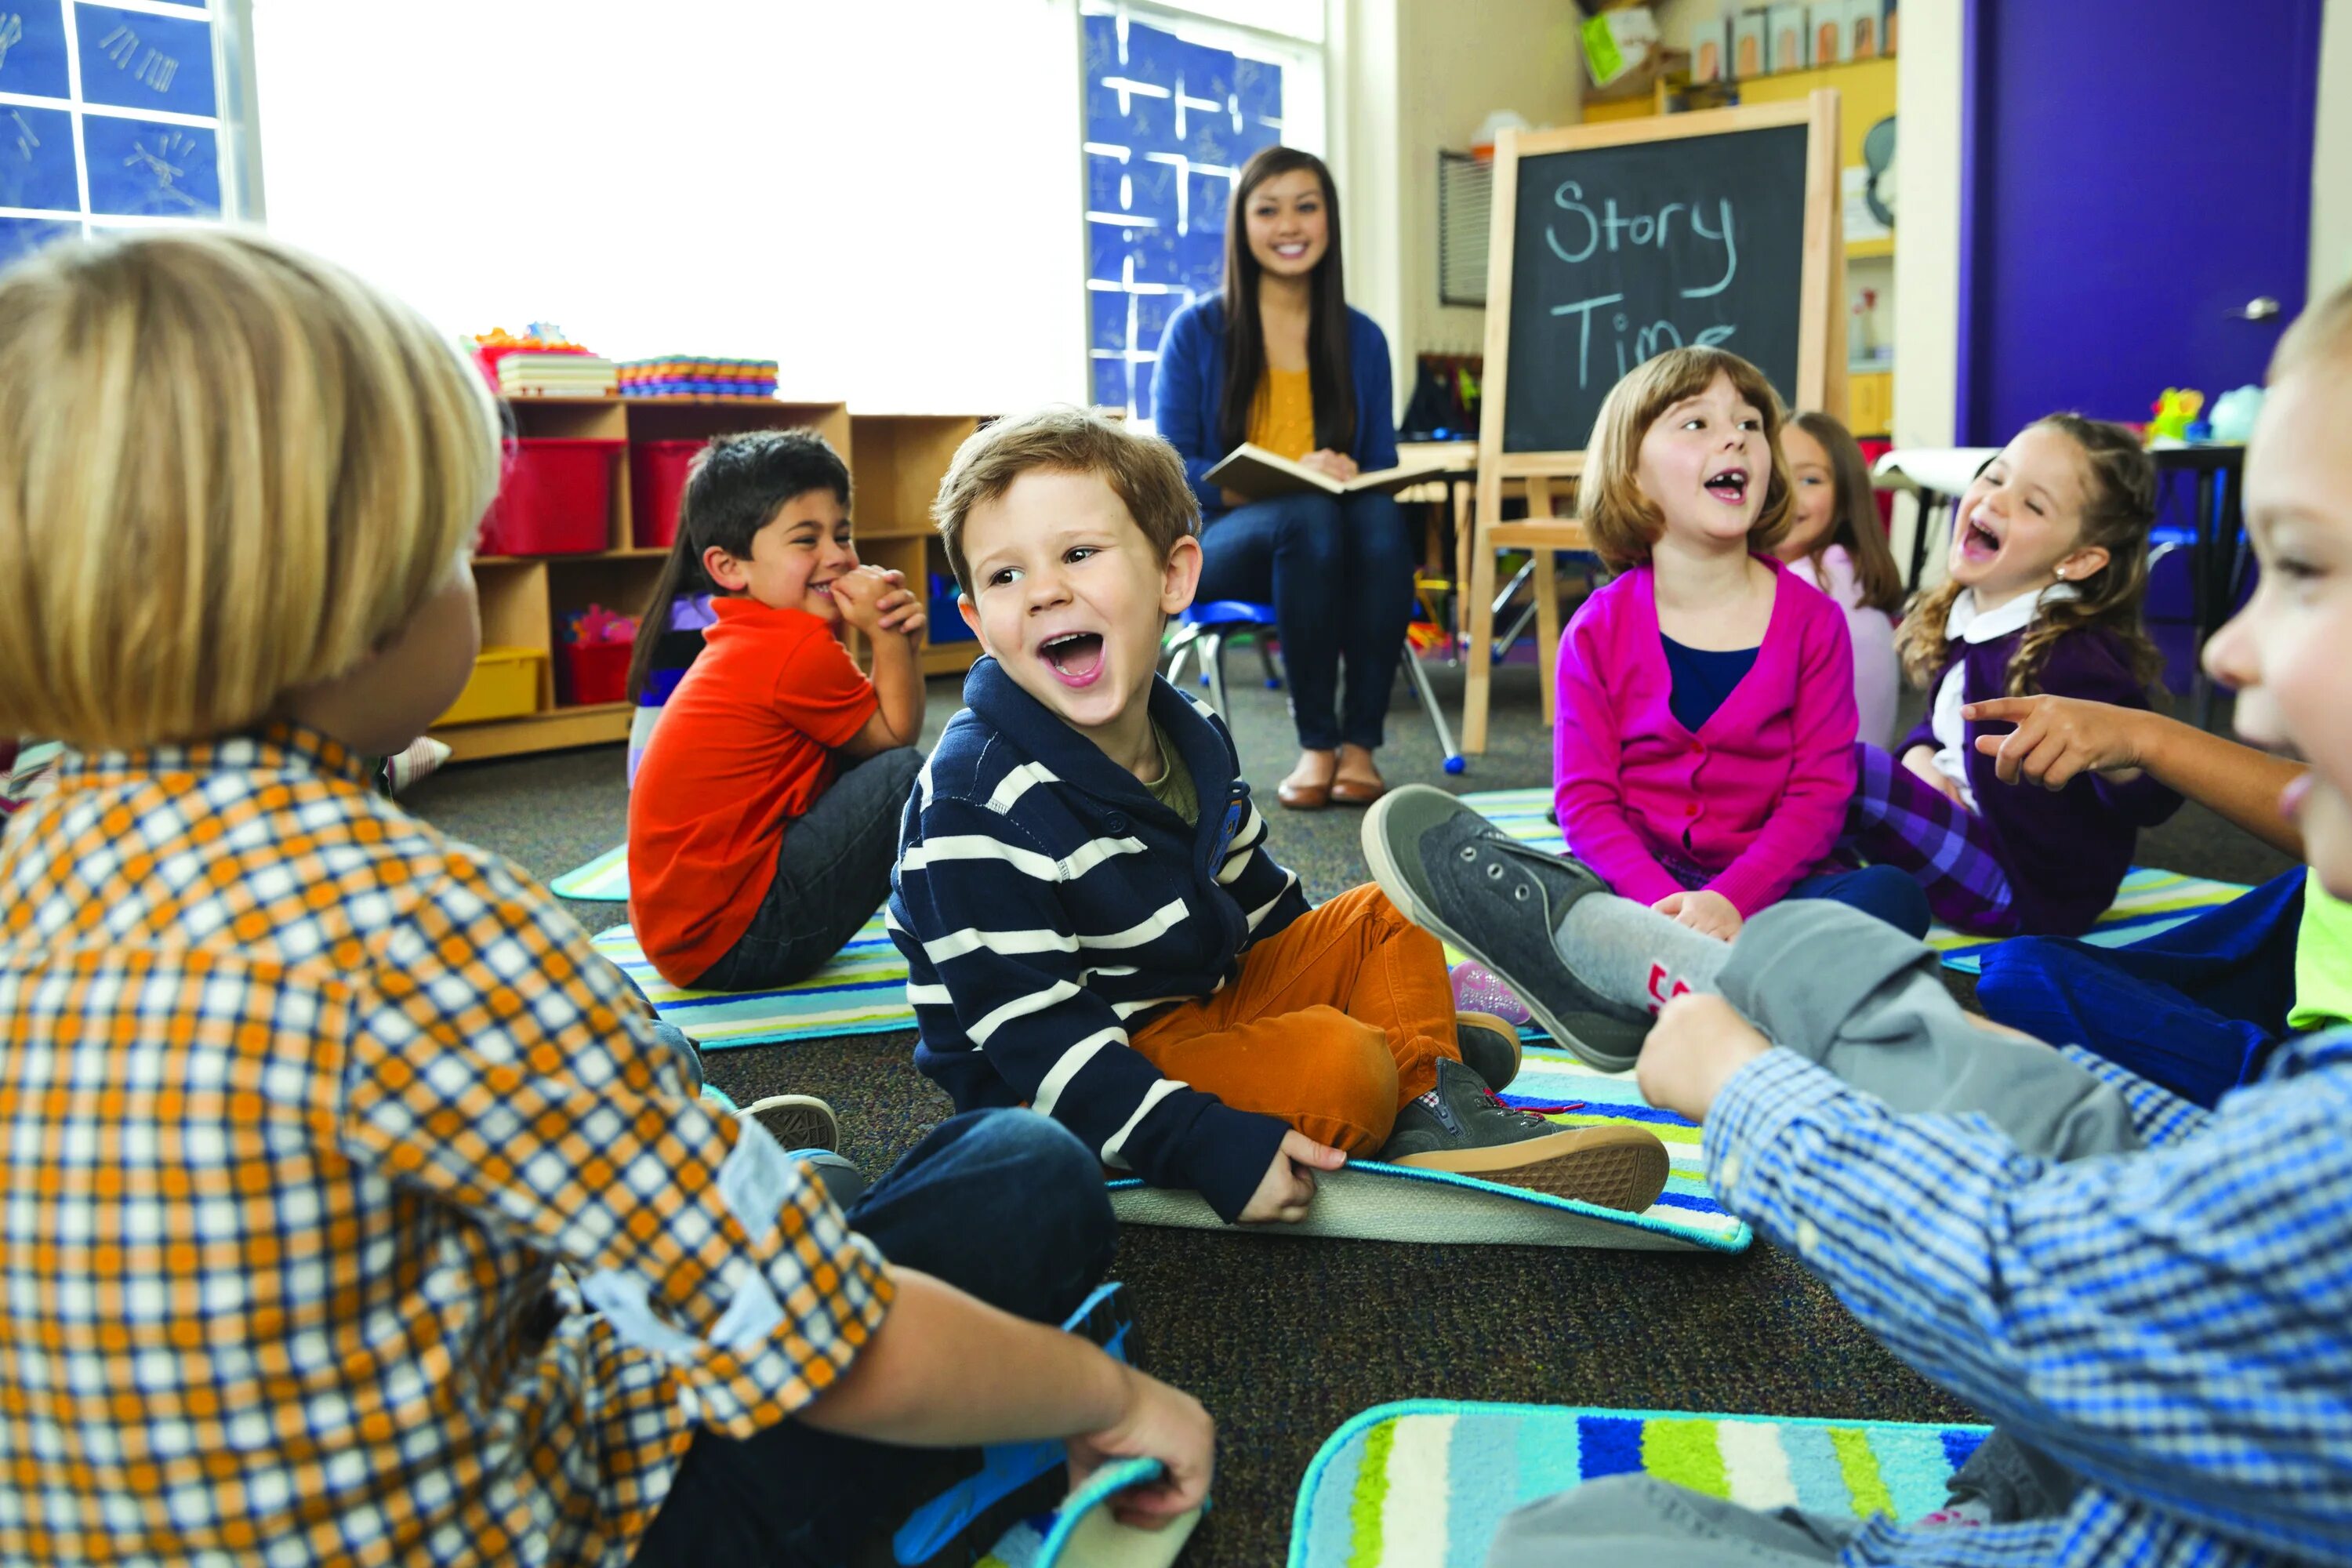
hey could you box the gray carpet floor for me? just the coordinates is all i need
[401,658,2293,1566]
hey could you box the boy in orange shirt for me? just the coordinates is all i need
[629,431,926,989]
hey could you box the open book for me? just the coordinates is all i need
[1202,443,1453,501]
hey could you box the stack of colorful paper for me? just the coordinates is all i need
[618,356,780,400]
[473,327,617,398]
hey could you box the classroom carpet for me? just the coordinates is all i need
[1455,786,2252,974]
[550,844,628,901]
[401,662,2292,1567]
[1290,1402,1989,1568]
[590,913,909,1048]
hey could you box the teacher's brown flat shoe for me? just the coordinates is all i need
[1276,776,1332,811]
[1330,774,1387,806]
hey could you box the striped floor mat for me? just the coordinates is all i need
[1457,788,2248,974]
[1290,1401,1989,1568]
[551,844,630,902]
[589,913,913,1049]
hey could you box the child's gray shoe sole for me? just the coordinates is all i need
[1363,786,1652,1073]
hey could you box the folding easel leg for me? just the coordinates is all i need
[1405,645,1465,775]
[1534,550,1562,726]
[1465,537,1498,754]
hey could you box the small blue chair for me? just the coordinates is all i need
[1160,599,1466,774]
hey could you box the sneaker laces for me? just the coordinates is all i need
[1497,1094,1587,1116]
[1485,1089,1585,1127]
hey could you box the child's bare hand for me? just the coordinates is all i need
[1901,744,1969,808]
[1653,888,1743,942]
[1965,695,2147,789]
[871,583,927,640]
[1636,993,1771,1123]
[1236,1130,1346,1223]
[826,565,900,631]
[1065,1363,1215,1527]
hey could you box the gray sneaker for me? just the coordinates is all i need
[1363,786,1653,1072]
[1377,1058,1669,1213]
[1454,1011,1523,1093]
[741,1093,840,1154]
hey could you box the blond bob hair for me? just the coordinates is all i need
[932,405,1199,597]
[0,229,501,750]
[2272,277,2352,382]
[1581,346,1795,572]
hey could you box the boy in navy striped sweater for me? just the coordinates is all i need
[887,407,1668,1225]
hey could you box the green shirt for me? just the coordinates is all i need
[2291,878,2352,1032]
[1141,720,1197,825]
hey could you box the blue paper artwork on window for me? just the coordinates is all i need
[1083,10,1283,421]
[0,3,72,101]
[75,4,218,118]
[0,1,225,272]
[84,116,217,217]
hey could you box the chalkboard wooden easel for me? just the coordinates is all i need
[1461,93,1844,753]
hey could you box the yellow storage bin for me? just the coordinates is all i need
[437,646,546,726]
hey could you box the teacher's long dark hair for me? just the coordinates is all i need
[1216,146,1356,456]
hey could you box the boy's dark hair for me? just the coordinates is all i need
[628,429,853,699]
[931,405,1198,598]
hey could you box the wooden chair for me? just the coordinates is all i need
[1460,460,1591,753]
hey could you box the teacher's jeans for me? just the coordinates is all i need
[1195,490,1416,752]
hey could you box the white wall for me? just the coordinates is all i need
[1890,0,1962,450]
[2314,0,2352,296]
[1394,0,1584,360]
[252,0,1088,414]
[1327,0,1581,408]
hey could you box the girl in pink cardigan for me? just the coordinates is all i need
[1555,347,1929,946]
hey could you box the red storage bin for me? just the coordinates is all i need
[558,637,635,706]
[629,439,706,549]
[480,438,622,556]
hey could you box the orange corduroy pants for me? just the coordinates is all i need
[1127,883,1463,1155]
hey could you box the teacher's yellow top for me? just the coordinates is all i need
[1247,367,1315,461]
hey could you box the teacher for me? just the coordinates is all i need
[1152,146,1414,811]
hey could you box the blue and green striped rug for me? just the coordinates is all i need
[1291,1402,1988,1568]
[589,912,911,1050]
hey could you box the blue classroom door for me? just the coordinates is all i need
[1958,0,2323,443]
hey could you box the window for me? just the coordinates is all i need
[0,0,254,267]
[1081,2,1320,423]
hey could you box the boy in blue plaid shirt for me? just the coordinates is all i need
[1366,283,2352,1565]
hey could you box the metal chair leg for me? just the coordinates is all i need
[1403,645,1466,775]
[1254,630,1282,689]
[1203,630,1231,717]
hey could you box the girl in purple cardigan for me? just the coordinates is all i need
[1859,415,2181,935]
[1552,347,1930,949]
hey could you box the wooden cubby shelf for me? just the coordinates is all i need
[434,398,993,761]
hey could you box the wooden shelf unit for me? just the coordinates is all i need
[434,401,990,761]
[846,412,990,681]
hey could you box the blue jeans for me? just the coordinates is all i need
[1786,863,1933,941]
[692,747,921,991]
[1976,867,2305,1108]
[630,1109,1119,1567]
[1196,491,1415,750]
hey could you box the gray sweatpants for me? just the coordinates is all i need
[1489,903,2128,1566]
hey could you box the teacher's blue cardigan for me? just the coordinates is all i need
[1149,295,1400,518]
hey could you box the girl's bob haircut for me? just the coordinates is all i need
[1581,345,1795,572]
[0,228,501,750]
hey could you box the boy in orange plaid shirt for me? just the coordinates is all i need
[0,231,1208,1566]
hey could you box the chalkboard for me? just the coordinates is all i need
[1503,124,1809,452]
[1477,98,1841,463]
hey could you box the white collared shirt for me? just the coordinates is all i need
[1930,582,2080,810]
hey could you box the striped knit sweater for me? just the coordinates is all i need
[888,659,1309,1222]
